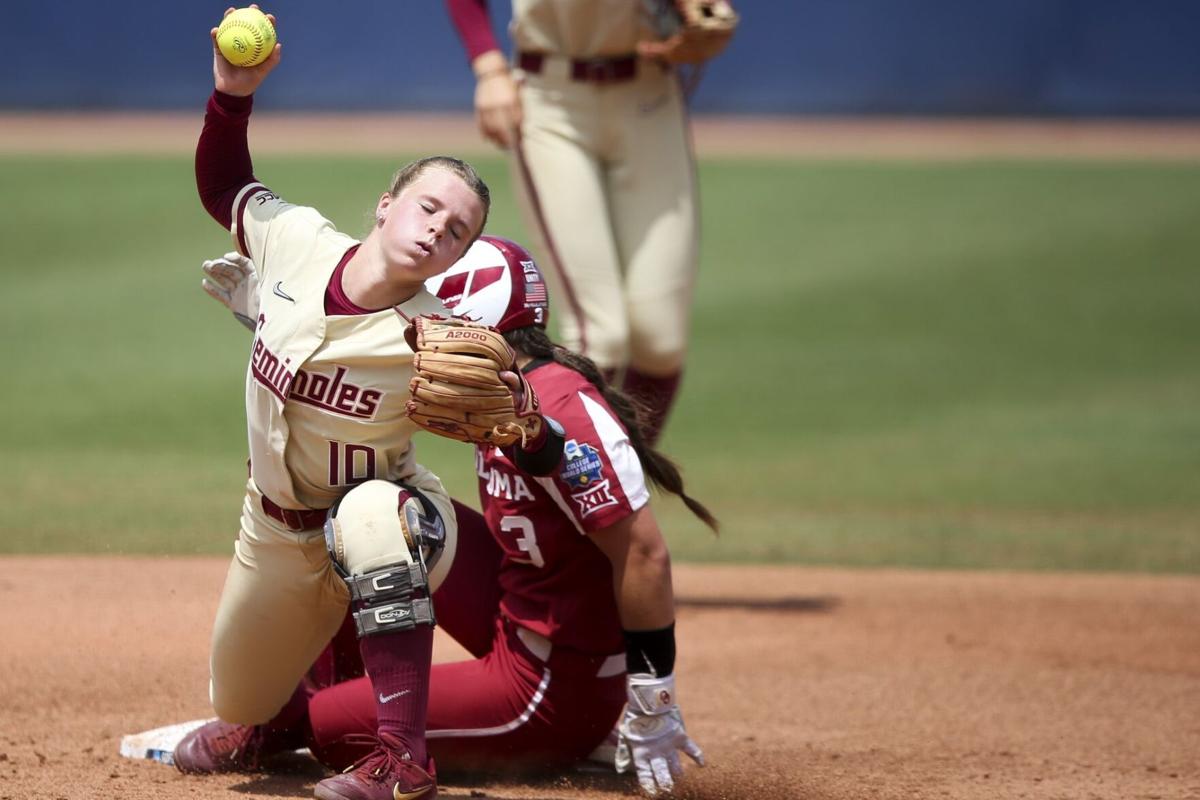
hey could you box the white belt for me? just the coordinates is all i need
[515,626,626,678]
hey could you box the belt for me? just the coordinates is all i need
[518,51,637,84]
[261,494,329,532]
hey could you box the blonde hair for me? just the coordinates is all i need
[388,156,491,243]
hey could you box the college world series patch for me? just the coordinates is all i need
[560,439,604,488]
[560,439,618,517]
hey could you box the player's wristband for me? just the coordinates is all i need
[623,622,676,678]
[509,415,564,477]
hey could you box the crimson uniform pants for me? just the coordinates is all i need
[307,501,626,772]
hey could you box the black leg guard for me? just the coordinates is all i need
[346,564,436,636]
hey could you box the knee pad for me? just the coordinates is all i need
[324,480,453,637]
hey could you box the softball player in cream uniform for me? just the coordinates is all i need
[183,19,494,797]
[446,0,700,443]
[213,182,458,722]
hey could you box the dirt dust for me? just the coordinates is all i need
[1,557,1197,800]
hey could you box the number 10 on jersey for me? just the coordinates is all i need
[328,441,377,487]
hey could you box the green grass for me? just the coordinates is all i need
[2,156,1198,571]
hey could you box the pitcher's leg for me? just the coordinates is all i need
[512,82,629,370]
[319,479,457,771]
[209,495,349,724]
[610,72,698,439]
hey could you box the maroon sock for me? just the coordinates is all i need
[622,368,682,445]
[357,625,433,765]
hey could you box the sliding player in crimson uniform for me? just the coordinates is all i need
[198,236,716,796]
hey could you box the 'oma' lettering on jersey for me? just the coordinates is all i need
[475,449,536,501]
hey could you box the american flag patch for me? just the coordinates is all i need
[526,284,547,303]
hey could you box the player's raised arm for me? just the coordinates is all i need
[196,6,281,229]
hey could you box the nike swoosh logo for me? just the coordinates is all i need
[273,281,295,302]
[393,785,433,800]
[379,689,412,703]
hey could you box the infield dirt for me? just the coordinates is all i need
[1,557,1197,800]
[1,113,1199,159]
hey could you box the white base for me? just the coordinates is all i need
[119,718,215,766]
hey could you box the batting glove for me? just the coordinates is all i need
[201,252,259,331]
[615,673,705,795]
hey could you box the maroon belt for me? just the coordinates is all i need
[518,51,637,84]
[261,495,329,532]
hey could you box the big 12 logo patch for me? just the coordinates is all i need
[559,439,618,518]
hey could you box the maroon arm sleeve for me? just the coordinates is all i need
[444,0,502,62]
[195,90,257,230]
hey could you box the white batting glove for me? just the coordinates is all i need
[615,673,705,796]
[201,252,259,331]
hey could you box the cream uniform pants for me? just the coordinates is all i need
[208,477,455,724]
[512,56,699,375]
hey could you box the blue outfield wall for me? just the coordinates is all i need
[5,1,1200,116]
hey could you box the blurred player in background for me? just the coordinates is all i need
[194,237,716,796]
[444,0,738,444]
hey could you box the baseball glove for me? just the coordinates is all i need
[404,316,543,447]
[638,0,739,65]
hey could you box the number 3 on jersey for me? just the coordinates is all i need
[500,515,545,568]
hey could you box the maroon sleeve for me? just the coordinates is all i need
[444,0,502,63]
[195,90,258,230]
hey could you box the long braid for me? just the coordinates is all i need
[505,327,718,533]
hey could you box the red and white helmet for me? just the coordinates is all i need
[424,235,550,332]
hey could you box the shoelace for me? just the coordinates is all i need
[338,734,414,782]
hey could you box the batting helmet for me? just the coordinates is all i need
[424,235,550,332]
